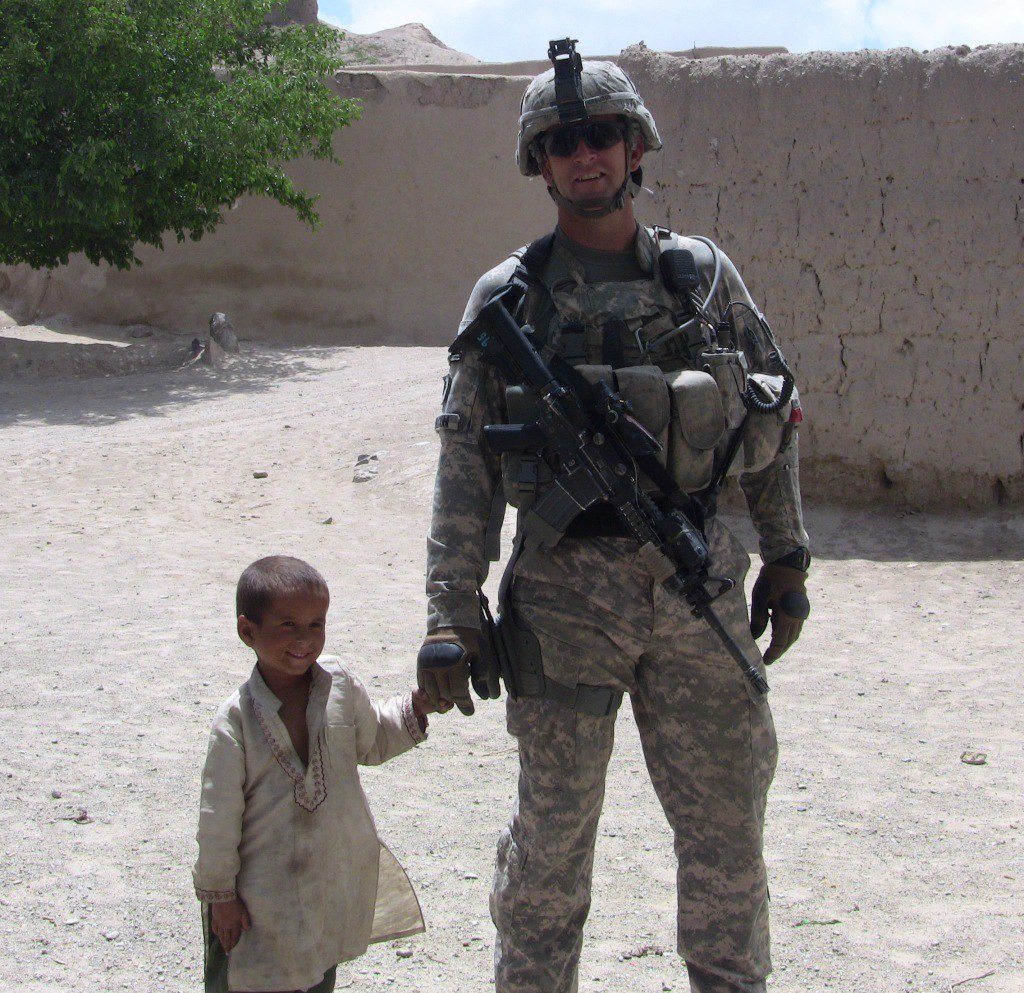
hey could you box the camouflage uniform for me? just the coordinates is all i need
[427,224,807,993]
[427,223,806,992]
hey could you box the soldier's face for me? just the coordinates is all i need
[539,114,643,207]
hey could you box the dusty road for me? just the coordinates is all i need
[1,346,1021,993]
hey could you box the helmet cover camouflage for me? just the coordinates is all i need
[516,60,662,177]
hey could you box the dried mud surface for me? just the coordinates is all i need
[1,346,1021,993]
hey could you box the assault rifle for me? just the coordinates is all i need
[456,284,770,695]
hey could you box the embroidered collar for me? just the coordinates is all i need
[247,663,331,813]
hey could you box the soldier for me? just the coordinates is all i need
[418,40,810,993]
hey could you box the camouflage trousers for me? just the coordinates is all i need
[489,519,778,993]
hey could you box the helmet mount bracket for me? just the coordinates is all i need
[548,38,589,124]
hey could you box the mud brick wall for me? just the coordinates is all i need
[3,45,1021,507]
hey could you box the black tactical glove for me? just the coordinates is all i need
[750,555,810,665]
[417,627,479,716]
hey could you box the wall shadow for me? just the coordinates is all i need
[0,346,337,429]
[722,502,1024,563]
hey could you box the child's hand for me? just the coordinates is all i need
[211,896,251,952]
[412,687,450,722]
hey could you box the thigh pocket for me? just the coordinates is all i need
[490,826,528,933]
[508,697,579,792]
[507,696,614,794]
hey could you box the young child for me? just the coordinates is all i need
[193,555,436,993]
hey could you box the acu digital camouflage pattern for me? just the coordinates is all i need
[425,224,807,993]
[493,522,776,992]
[427,226,808,632]
[516,60,662,177]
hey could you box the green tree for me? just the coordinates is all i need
[0,0,360,269]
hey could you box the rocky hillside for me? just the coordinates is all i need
[330,22,479,65]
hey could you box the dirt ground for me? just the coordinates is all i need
[1,344,1021,993]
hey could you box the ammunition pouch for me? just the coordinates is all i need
[502,363,732,505]
[498,356,796,518]
[501,385,555,510]
[665,369,726,492]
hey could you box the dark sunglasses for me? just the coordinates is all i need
[539,120,627,158]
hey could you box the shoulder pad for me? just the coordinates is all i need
[646,227,719,270]
[456,256,521,337]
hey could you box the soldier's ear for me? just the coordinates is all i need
[628,135,644,172]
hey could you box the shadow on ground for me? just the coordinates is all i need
[723,502,1024,563]
[0,346,333,429]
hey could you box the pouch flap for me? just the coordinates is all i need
[505,384,541,422]
[575,364,671,439]
[747,373,790,416]
[666,370,727,450]
[612,366,671,436]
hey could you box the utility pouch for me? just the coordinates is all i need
[665,369,727,493]
[732,374,800,475]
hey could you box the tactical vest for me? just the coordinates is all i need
[499,227,796,518]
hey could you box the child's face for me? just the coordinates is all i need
[237,590,329,681]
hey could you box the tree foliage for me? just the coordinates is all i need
[0,0,360,269]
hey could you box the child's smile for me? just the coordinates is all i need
[238,591,329,686]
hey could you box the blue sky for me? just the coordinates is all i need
[318,0,1023,62]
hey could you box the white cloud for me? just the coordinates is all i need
[867,0,1024,49]
[323,0,1024,60]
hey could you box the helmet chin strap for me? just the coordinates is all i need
[544,146,643,219]
[547,176,630,218]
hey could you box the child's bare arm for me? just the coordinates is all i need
[211,896,251,952]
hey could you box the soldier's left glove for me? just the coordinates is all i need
[750,552,810,664]
[418,627,479,716]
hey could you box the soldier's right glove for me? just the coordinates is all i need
[750,557,810,665]
[418,627,479,716]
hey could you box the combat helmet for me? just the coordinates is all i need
[517,39,662,217]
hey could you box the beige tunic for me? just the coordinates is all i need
[193,657,426,992]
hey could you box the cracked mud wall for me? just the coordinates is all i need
[2,47,1022,508]
[618,44,1024,509]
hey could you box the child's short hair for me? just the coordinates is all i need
[236,556,329,623]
